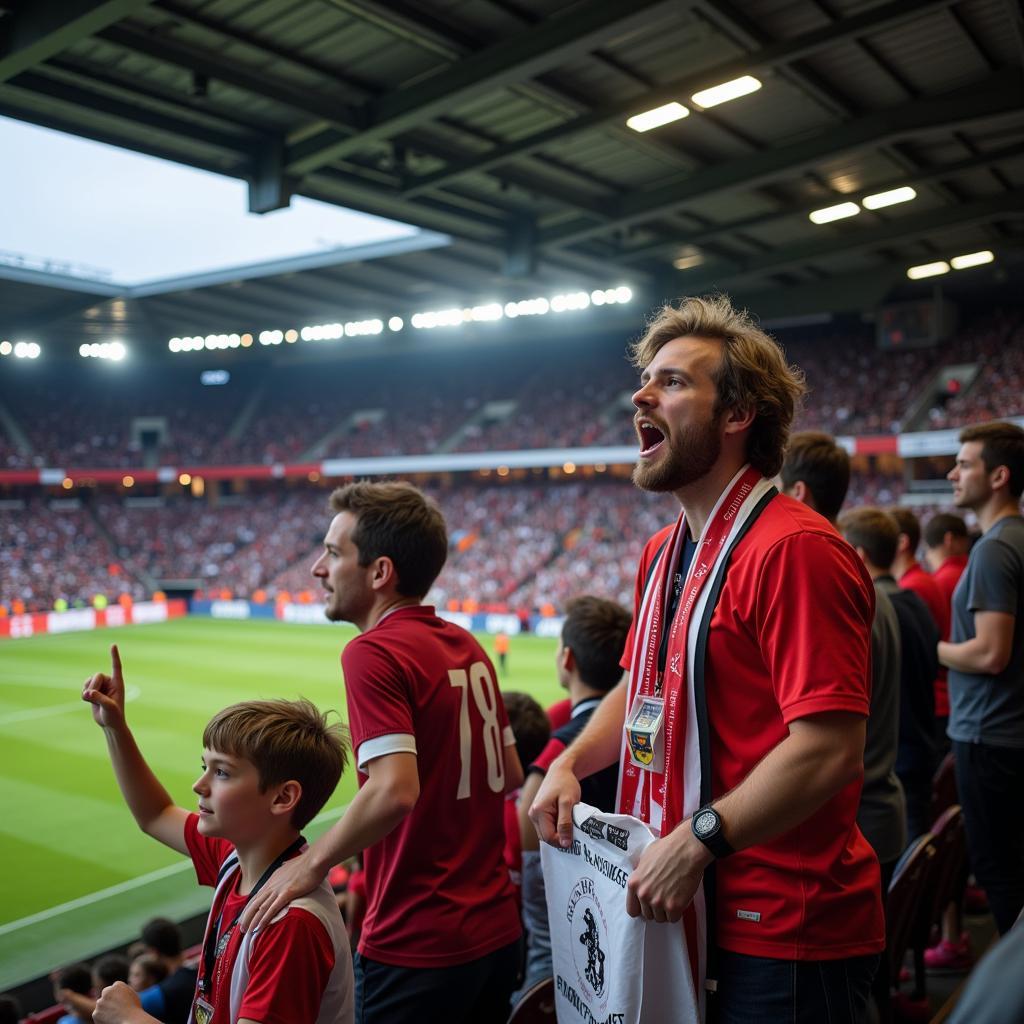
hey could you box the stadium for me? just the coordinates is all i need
[1,0,1023,1021]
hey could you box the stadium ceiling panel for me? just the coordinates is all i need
[0,0,1022,351]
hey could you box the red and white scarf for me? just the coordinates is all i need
[616,464,775,1014]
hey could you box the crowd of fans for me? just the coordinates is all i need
[1,472,913,615]
[2,311,1021,471]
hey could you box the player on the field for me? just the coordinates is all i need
[530,295,883,1022]
[240,481,523,1024]
[83,651,353,1024]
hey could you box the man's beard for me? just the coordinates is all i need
[632,413,723,493]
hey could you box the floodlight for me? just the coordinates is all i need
[615,286,633,303]
[809,202,860,225]
[907,261,950,280]
[862,186,916,210]
[0,341,11,356]
[627,102,689,133]
[691,76,762,109]
[389,317,404,331]
[951,250,994,270]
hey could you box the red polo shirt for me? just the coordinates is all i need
[623,496,883,960]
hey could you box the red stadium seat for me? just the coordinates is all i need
[507,977,556,1024]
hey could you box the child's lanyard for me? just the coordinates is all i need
[199,836,306,995]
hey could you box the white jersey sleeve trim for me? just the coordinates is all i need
[503,724,515,747]
[356,733,417,772]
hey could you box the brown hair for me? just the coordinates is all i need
[839,507,899,570]
[888,506,921,554]
[562,595,632,693]
[959,421,1024,498]
[630,294,806,478]
[503,691,550,768]
[203,699,348,829]
[923,512,968,549]
[780,431,850,521]
[330,481,448,597]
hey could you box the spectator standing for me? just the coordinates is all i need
[515,595,631,998]
[782,435,903,1024]
[939,421,1024,935]
[530,296,882,1023]
[241,482,523,1024]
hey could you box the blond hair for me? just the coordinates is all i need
[630,294,806,478]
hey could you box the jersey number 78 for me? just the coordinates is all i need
[448,661,505,799]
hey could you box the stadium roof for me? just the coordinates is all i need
[1,0,1022,353]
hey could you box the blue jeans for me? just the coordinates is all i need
[713,950,879,1024]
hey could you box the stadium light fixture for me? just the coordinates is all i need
[862,186,916,210]
[389,317,404,332]
[691,76,762,109]
[951,250,994,270]
[285,329,299,343]
[626,102,689,133]
[907,261,950,280]
[179,472,192,486]
[122,475,134,488]
[809,202,860,225]
[673,253,704,271]
[13,341,41,359]
[0,340,11,356]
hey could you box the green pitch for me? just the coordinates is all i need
[0,617,561,989]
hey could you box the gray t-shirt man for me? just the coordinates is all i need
[857,579,907,866]
[948,515,1024,748]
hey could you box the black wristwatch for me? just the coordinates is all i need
[691,804,735,859]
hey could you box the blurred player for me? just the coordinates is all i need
[241,482,523,1024]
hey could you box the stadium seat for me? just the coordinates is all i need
[888,834,937,992]
[507,977,556,1023]
[908,807,967,997]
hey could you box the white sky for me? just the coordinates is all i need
[0,115,420,287]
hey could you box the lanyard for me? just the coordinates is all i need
[199,836,306,994]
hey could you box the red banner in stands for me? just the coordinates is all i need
[0,600,187,640]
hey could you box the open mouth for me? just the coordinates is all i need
[637,419,666,456]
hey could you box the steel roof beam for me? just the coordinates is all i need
[400,0,957,198]
[616,141,1024,263]
[0,0,155,82]
[671,191,1024,290]
[541,69,1024,249]
[284,0,679,176]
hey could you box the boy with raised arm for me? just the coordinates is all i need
[82,646,354,1024]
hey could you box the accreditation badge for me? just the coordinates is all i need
[194,996,215,1024]
[625,693,665,772]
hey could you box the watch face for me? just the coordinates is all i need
[694,810,717,838]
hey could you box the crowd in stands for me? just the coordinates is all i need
[2,311,1022,472]
[1,471,913,616]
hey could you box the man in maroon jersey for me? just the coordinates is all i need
[241,481,523,1024]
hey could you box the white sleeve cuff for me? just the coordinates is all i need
[503,724,515,747]
[356,733,417,772]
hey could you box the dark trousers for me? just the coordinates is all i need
[953,739,1024,934]
[354,940,519,1024]
[713,951,879,1024]
[898,767,934,842]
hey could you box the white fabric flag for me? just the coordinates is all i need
[541,803,699,1024]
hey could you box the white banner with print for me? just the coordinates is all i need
[541,803,698,1024]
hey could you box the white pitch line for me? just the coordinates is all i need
[0,685,141,726]
[0,803,347,936]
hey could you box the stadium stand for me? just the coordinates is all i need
[2,311,1023,470]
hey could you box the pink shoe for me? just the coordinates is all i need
[924,934,973,973]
